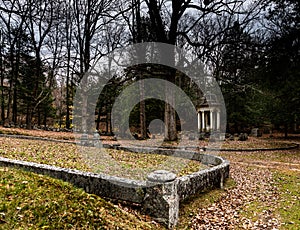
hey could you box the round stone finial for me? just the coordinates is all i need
[147,170,176,183]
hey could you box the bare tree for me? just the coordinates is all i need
[124,0,266,140]
[0,28,5,123]
[15,0,58,128]
[71,0,121,132]
[0,0,28,125]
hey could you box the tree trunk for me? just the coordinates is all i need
[12,86,17,124]
[43,109,47,128]
[284,123,288,139]
[12,38,21,124]
[0,35,5,123]
[139,78,147,139]
[109,111,113,135]
[106,112,109,134]
[26,105,33,129]
[66,71,71,129]
[6,51,15,124]
[96,107,101,131]
[164,81,177,141]
[163,56,177,141]
[37,107,41,127]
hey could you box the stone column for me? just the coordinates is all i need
[216,110,220,131]
[143,170,179,229]
[197,112,201,132]
[201,110,205,132]
[210,110,214,130]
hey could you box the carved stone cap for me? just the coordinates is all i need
[147,170,176,183]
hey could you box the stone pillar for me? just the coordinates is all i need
[143,170,179,229]
[216,110,220,131]
[201,111,205,132]
[210,110,214,130]
[197,112,201,132]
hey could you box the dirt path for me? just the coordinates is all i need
[191,163,281,229]
[233,160,300,172]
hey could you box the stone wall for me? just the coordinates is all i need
[0,157,146,203]
[0,147,229,229]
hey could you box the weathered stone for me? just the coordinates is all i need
[188,134,196,140]
[80,133,89,146]
[93,132,100,147]
[229,134,235,141]
[0,144,230,229]
[198,133,205,140]
[147,170,176,183]
[251,128,258,137]
[143,170,179,229]
[238,133,248,141]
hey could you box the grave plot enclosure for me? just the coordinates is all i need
[0,146,229,228]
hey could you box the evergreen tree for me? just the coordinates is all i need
[216,21,260,132]
[258,0,300,137]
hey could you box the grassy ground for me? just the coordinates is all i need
[0,128,299,229]
[0,137,206,180]
[273,171,300,229]
[221,137,295,149]
[0,126,297,150]
[0,126,75,140]
[232,168,300,230]
[0,167,158,229]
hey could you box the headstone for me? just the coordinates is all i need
[257,129,263,137]
[189,134,196,140]
[133,133,139,139]
[251,128,258,137]
[238,133,248,141]
[93,132,100,147]
[113,144,120,149]
[80,133,89,146]
[198,133,205,140]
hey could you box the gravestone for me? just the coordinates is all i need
[238,133,248,141]
[251,128,258,137]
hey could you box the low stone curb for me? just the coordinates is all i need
[206,143,299,152]
[113,143,299,152]
[0,146,229,229]
[0,156,146,203]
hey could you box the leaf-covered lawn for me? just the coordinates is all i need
[0,137,206,180]
[0,167,158,229]
[274,171,300,229]
[1,129,299,229]
[87,148,207,180]
[0,126,75,140]
[1,126,297,150]
[219,149,300,166]
[221,137,295,149]
[0,137,89,171]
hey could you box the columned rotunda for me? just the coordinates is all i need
[197,93,221,132]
